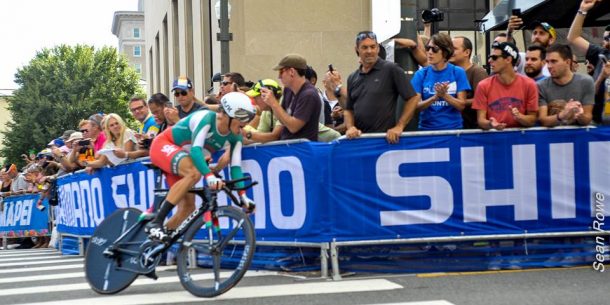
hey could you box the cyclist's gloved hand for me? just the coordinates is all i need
[239,193,256,213]
[205,174,224,190]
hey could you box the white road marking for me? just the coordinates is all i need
[0,270,278,296]
[360,302,455,305]
[0,257,83,267]
[0,264,175,275]
[0,255,74,262]
[19,279,403,305]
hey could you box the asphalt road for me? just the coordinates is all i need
[0,248,607,305]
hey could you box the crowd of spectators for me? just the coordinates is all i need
[1,0,608,250]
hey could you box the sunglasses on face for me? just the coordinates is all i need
[488,54,504,61]
[425,45,441,53]
[173,90,188,97]
[80,129,89,133]
[604,36,610,41]
[221,81,233,86]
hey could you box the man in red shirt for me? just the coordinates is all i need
[473,42,539,130]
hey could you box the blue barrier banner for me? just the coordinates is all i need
[55,127,610,242]
[0,194,49,237]
[329,128,610,241]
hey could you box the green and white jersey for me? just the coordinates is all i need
[171,110,245,184]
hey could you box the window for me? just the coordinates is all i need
[133,28,141,38]
[133,45,141,57]
[134,63,142,74]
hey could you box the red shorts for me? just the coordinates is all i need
[149,127,189,186]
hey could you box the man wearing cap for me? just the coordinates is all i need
[170,76,205,119]
[473,42,539,130]
[537,44,594,127]
[324,31,418,143]
[258,54,321,141]
[507,15,557,75]
[568,0,610,123]
[54,132,83,172]
[244,79,284,143]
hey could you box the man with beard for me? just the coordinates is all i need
[508,18,557,77]
[568,0,610,123]
[537,44,594,127]
[525,45,547,82]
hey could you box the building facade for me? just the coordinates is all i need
[143,0,372,98]
[112,10,147,80]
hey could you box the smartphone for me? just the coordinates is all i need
[328,64,334,73]
[600,54,608,64]
[511,8,521,18]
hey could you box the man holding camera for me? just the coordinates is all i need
[325,31,418,144]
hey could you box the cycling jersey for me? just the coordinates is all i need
[150,110,245,187]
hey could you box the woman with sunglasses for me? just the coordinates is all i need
[410,33,470,131]
[146,92,257,242]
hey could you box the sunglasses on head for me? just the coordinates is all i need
[356,31,377,43]
[425,45,441,53]
[173,90,188,97]
[488,54,504,61]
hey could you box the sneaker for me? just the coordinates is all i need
[145,222,169,242]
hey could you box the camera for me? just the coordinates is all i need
[422,8,444,23]
[78,139,91,146]
[139,137,153,149]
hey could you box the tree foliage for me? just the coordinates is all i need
[1,44,143,166]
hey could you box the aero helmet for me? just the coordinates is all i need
[220,92,257,123]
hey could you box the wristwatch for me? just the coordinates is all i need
[577,10,587,16]
[334,84,342,98]
[246,131,252,139]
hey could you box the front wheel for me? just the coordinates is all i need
[176,206,256,297]
[84,208,148,294]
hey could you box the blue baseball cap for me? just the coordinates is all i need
[171,76,193,91]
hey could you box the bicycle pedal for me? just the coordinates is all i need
[144,270,158,280]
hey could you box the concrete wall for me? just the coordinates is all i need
[144,0,372,99]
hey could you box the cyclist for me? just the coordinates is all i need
[146,91,256,241]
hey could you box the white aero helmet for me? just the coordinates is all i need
[220,92,257,123]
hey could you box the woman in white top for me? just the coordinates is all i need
[85,113,137,171]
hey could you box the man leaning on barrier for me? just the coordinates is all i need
[324,31,418,144]
[473,42,539,130]
[538,44,594,126]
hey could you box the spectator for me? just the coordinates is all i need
[85,113,137,170]
[85,114,107,153]
[7,164,28,195]
[508,16,557,76]
[169,76,205,119]
[244,79,284,143]
[473,42,539,130]
[219,72,246,99]
[305,66,333,126]
[259,54,321,141]
[538,44,594,126]
[450,35,488,129]
[325,31,419,143]
[525,45,548,81]
[129,95,160,137]
[148,93,174,133]
[567,0,610,123]
[494,33,525,74]
[246,79,339,143]
[53,131,82,173]
[411,33,470,130]
[571,54,580,73]
[322,73,346,134]
[0,168,11,193]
